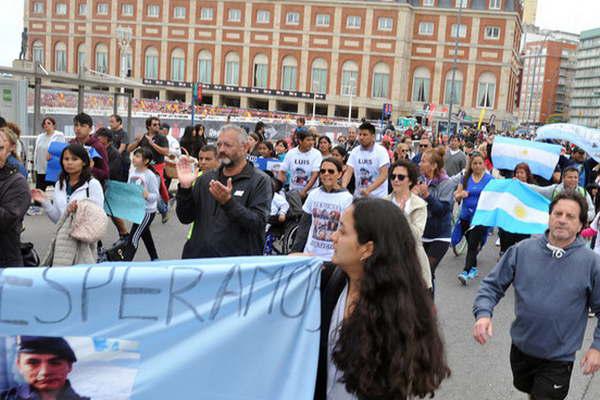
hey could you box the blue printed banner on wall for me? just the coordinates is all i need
[0,256,322,400]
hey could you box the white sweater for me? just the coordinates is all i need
[42,178,104,223]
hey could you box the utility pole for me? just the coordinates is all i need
[447,0,463,136]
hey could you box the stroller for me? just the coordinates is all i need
[264,190,304,255]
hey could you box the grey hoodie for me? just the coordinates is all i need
[473,234,600,361]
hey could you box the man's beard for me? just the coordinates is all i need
[219,156,233,166]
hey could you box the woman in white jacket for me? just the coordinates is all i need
[31,143,104,223]
[30,117,66,215]
[386,159,433,291]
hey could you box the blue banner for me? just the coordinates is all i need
[46,142,102,183]
[0,256,322,400]
[536,123,600,162]
[104,180,146,224]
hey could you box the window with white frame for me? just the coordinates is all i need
[341,61,359,96]
[145,47,159,79]
[77,44,86,73]
[485,26,500,40]
[372,63,390,98]
[200,8,213,20]
[489,0,501,9]
[95,44,108,73]
[418,22,434,35]
[147,5,160,17]
[311,58,328,93]
[122,4,134,16]
[253,54,269,88]
[228,8,241,22]
[32,41,44,65]
[224,52,240,86]
[79,3,87,15]
[477,72,496,108]
[412,67,431,102]
[97,3,108,15]
[286,12,300,25]
[423,0,434,5]
[456,0,468,7]
[346,15,361,29]
[56,3,67,15]
[257,10,270,23]
[54,42,67,72]
[451,24,467,38]
[316,14,330,27]
[197,51,212,84]
[171,48,185,81]
[124,50,133,75]
[281,56,298,91]
[33,2,44,14]
[174,6,186,19]
[444,69,463,105]
[378,17,393,31]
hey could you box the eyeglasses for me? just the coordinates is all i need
[391,173,407,181]
[419,144,430,148]
[320,168,337,175]
[151,123,160,127]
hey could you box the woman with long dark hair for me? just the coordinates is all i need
[180,124,207,158]
[454,151,493,285]
[497,162,534,258]
[316,198,450,400]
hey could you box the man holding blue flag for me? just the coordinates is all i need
[70,113,109,182]
[473,192,600,400]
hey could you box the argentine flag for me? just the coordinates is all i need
[491,136,561,180]
[471,179,550,234]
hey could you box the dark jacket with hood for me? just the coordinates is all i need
[474,233,600,361]
[0,164,31,267]
[176,161,272,258]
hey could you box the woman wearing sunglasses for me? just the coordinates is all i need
[387,160,432,290]
[291,157,353,261]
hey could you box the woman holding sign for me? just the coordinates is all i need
[315,198,450,400]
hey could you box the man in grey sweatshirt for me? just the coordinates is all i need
[444,135,467,177]
[473,192,600,400]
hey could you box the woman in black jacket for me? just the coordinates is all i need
[0,131,31,267]
[180,124,207,158]
[315,198,450,400]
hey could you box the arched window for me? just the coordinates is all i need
[253,53,268,88]
[224,52,240,86]
[32,41,44,65]
[281,56,297,91]
[444,69,463,105]
[372,62,390,98]
[95,43,108,73]
[311,58,328,94]
[411,67,431,102]
[341,61,358,96]
[77,44,86,73]
[54,42,67,72]
[197,50,212,84]
[171,48,185,81]
[477,72,496,108]
[124,48,133,77]
[145,47,159,79]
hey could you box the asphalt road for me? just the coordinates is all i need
[21,212,599,400]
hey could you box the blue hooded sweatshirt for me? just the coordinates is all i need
[473,233,600,362]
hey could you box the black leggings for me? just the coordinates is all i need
[129,212,158,260]
[498,228,530,253]
[423,241,450,277]
[460,219,487,272]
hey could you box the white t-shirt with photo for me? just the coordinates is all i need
[302,188,353,260]
[280,147,322,192]
[347,143,391,198]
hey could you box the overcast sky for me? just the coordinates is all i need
[1,0,599,67]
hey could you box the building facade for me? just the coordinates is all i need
[522,0,536,25]
[518,37,577,124]
[25,0,523,125]
[570,28,600,128]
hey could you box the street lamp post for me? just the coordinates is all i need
[312,80,319,120]
[447,0,463,136]
[347,77,356,123]
[116,26,132,94]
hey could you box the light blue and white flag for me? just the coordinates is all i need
[471,179,550,234]
[491,136,561,180]
[536,123,600,162]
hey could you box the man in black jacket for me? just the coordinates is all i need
[0,132,31,267]
[176,124,272,258]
